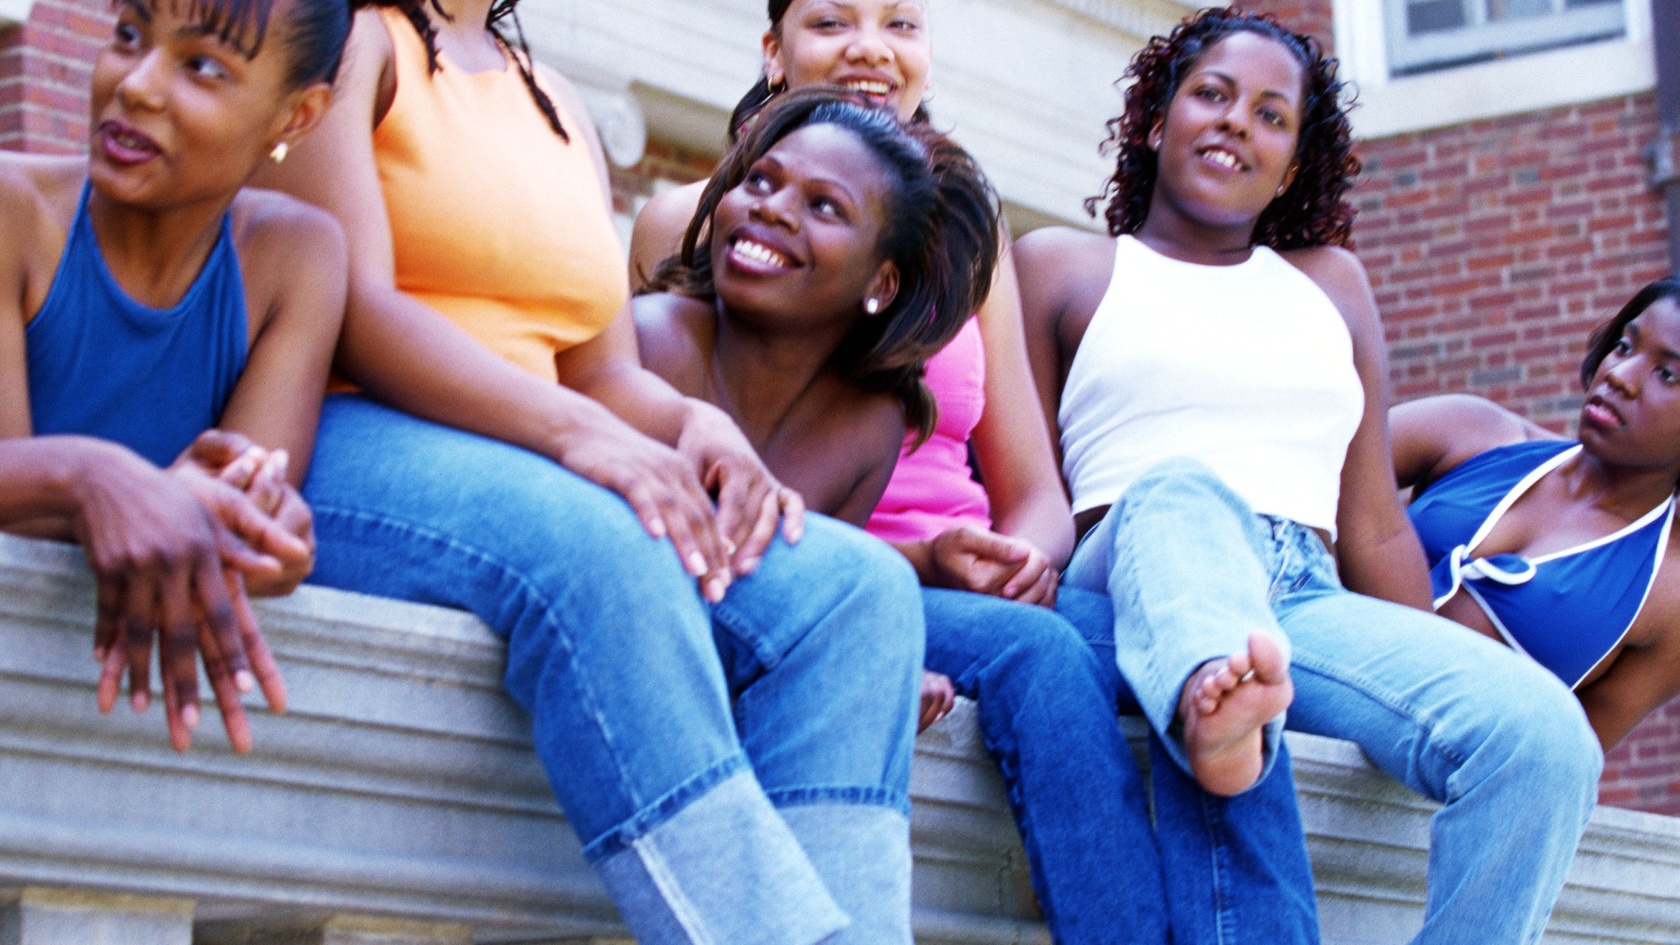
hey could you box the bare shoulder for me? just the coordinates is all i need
[1014,226,1115,320]
[231,188,348,277]
[630,180,708,287]
[1014,226,1113,281]
[0,155,83,237]
[1279,245,1371,317]
[630,291,715,394]
[1395,394,1544,446]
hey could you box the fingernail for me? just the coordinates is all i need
[739,556,760,575]
[132,691,149,713]
[236,670,256,693]
[685,551,708,576]
[182,704,200,729]
[93,646,106,662]
[706,575,729,602]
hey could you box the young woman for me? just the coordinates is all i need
[640,81,1320,945]
[255,3,926,944]
[637,89,990,527]
[1018,10,1603,944]
[0,0,349,753]
[1395,277,1680,751]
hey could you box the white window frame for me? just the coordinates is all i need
[1336,0,1655,139]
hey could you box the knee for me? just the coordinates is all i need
[787,517,922,661]
[1472,669,1603,800]
[1127,456,1230,502]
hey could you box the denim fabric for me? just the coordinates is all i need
[302,395,924,945]
[1065,457,1602,945]
[924,586,1318,945]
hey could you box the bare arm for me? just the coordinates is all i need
[969,237,1074,570]
[628,181,706,291]
[1290,246,1431,609]
[1390,394,1549,492]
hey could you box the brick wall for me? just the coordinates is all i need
[0,0,108,153]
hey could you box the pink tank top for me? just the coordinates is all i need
[866,317,993,543]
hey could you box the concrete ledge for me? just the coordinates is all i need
[1,534,1678,943]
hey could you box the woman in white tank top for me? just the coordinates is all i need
[1016,10,1602,945]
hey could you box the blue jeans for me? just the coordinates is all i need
[924,586,1318,944]
[301,396,925,945]
[1064,458,1603,945]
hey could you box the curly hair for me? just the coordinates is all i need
[354,0,567,141]
[1086,7,1359,250]
[644,87,999,443]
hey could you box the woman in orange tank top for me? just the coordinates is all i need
[256,2,927,943]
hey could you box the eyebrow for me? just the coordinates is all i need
[1624,322,1680,361]
[1195,68,1300,106]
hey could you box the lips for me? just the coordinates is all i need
[836,75,896,106]
[97,120,161,166]
[726,234,797,274]
[1583,393,1626,429]
[1196,144,1248,173]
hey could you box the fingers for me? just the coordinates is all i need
[1009,563,1059,608]
[917,671,956,734]
[93,572,124,663]
[198,617,253,755]
[622,472,729,602]
[245,450,289,516]
[195,546,254,697]
[999,550,1053,601]
[732,486,781,576]
[179,429,257,474]
[121,563,155,714]
[96,624,128,714]
[158,560,203,741]
[229,571,287,713]
[778,489,805,546]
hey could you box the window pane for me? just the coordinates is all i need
[1408,0,1467,34]
[1488,0,1554,22]
[1565,0,1619,7]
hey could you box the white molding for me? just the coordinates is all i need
[1336,0,1656,140]
[0,0,32,28]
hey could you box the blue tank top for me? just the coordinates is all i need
[1408,439,1675,689]
[27,182,249,467]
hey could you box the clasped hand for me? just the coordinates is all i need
[928,525,1059,606]
[83,430,305,754]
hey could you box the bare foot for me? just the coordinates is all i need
[1178,631,1293,796]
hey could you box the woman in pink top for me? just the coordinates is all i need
[629,4,1319,943]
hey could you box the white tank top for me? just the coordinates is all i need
[1059,235,1364,537]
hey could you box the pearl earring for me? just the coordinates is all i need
[270,141,289,164]
[864,298,880,315]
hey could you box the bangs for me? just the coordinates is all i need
[179,0,275,59]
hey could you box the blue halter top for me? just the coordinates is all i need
[26,181,248,467]
[1408,439,1674,689]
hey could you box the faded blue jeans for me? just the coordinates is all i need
[302,395,925,945]
[1064,458,1603,945]
[925,586,1319,944]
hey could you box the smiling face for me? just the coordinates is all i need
[88,0,311,210]
[710,122,900,334]
[1143,30,1304,241]
[1580,297,1680,476]
[763,0,931,122]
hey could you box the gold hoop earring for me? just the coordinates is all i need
[269,141,289,164]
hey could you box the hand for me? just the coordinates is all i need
[66,443,289,753]
[928,525,1059,606]
[169,432,315,596]
[677,400,804,578]
[918,670,955,733]
[558,410,735,602]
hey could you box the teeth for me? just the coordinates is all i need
[1202,148,1241,171]
[845,80,891,96]
[732,239,790,268]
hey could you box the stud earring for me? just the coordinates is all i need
[269,141,289,164]
[864,298,880,315]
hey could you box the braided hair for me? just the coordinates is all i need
[1087,7,1358,250]
[645,87,1000,443]
[357,0,568,140]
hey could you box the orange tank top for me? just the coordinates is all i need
[373,8,628,380]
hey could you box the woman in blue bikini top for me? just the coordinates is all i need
[1393,276,1680,750]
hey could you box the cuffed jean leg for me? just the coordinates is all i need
[1280,584,1602,945]
[1061,588,1319,945]
[1062,457,1286,782]
[712,519,925,945]
[302,396,846,945]
[924,587,1167,945]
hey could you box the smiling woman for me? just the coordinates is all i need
[0,0,350,753]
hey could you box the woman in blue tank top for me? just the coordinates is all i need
[0,0,351,753]
[1394,276,1680,750]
